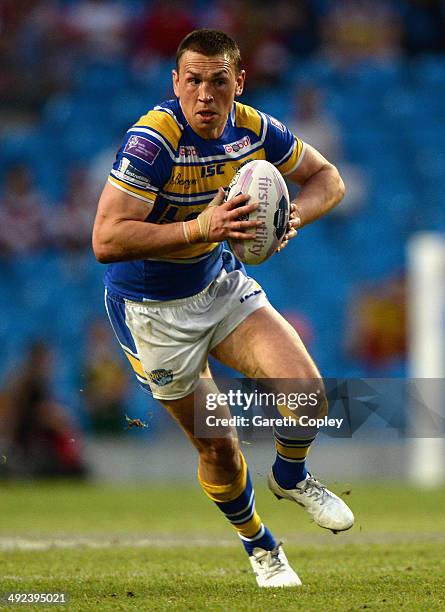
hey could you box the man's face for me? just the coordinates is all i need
[172,51,245,140]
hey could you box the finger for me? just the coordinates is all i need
[228,230,256,240]
[238,220,262,229]
[227,200,258,219]
[210,187,226,206]
[277,239,288,252]
[286,221,300,234]
[278,228,298,251]
[223,192,251,210]
[284,229,298,240]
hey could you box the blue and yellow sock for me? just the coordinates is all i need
[272,430,316,488]
[198,452,276,556]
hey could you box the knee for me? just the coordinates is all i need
[290,378,328,420]
[286,358,327,416]
[199,437,240,472]
[306,379,328,419]
[316,386,328,418]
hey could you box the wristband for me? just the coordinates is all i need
[183,204,217,243]
[182,219,201,244]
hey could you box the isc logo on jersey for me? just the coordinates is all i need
[224,135,251,154]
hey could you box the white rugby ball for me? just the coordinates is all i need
[226,159,290,265]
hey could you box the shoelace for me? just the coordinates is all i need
[255,543,285,580]
[298,476,328,505]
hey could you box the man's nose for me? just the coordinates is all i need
[198,83,214,102]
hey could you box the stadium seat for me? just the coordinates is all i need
[110,90,154,132]
[410,55,445,89]
[131,59,175,100]
[73,60,131,95]
[245,89,291,121]
[287,57,337,88]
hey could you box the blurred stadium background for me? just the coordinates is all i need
[0,0,444,486]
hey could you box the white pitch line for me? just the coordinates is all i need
[0,537,236,551]
[1,532,445,552]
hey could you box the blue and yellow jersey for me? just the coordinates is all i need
[105,98,305,300]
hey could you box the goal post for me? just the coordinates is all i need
[407,233,445,486]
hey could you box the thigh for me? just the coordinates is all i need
[158,365,239,451]
[122,298,211,401]
[211,303,321,380]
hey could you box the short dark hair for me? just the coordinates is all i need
[176,29,241,73]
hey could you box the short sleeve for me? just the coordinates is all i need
[108,128,172,205]
[262,113,306,176]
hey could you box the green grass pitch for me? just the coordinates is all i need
[1,481,444,610]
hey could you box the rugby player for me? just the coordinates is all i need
[92,29,354,587]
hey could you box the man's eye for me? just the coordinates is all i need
[189,78,200,85]
[216,80,227,86]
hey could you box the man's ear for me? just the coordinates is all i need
[235,70,246,97]
[172,69,180,97]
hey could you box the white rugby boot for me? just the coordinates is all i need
[249,543,302,588]
[268,471,354,533]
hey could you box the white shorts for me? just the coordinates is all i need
[105,269,269,400]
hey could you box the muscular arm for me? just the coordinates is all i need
[92,181,260,263]
[93,182,185,262]
[287,143,345,228]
